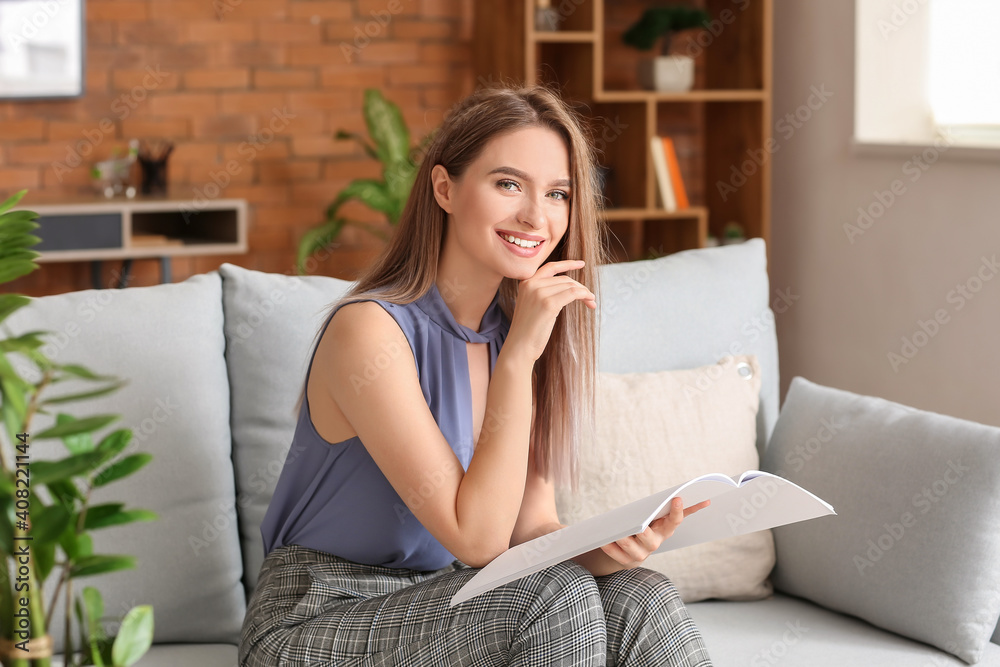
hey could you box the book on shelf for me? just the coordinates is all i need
[649,135,691,212]
[450,470,835,607]
[662,137,690,209]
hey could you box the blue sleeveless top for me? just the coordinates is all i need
[259,282,511,571]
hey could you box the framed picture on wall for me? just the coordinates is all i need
[0,0,85,100]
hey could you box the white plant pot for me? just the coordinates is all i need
[638,55,695,92]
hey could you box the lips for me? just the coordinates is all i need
[496,231,543,249]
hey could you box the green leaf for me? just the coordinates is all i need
[327,179,395,221]
[34,413,119,440]
[61,529,94,561]
[30,450,106,484]
[0,473,14,496]
[295,219,346,275]
[0,294,31,323]
[363,88,410,167]
[81,586,111,667]
[0,216,41,238]
[0,233,42,251]
[84,506,157,531]
[111,605,154,667]
[0,189,28,216]
[34,540,56,581]
[83,587,105,638]
[58,363,117,382]
[52,412,95,455]
[0,329,48,354]
[0,494,13,554]
[0,370,30,426]
[42,380,127,406]
[0,252,40,284]
[94,453,153,487]
[47,478,84,506]
[0,209,39,227]
[95,428,132,460]
[81,502,123,528]
[71,554,136,578]
[30,502,73,544]
[334,129,378,159]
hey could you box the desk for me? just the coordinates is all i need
[18,195,248,288]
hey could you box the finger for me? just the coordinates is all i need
[629,525,661,552]
[601,540,640,566]
[533,259,586,279]
[683,499,712,517]
[534,282,597,306]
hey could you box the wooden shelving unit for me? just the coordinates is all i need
[16,194,248,287]
[473,0,772,264]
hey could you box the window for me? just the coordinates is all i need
[928,0,1000,144]
[855,0,1000,150]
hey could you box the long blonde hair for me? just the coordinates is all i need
[297,84,609,492]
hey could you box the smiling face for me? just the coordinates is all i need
[431,125,572,282]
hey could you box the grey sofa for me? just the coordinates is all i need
[9,238,999,666]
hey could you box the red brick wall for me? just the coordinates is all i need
[2,0,473,296]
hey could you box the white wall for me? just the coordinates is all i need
[771,1,1000,427]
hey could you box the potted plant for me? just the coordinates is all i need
[295,88,434,275]
[622,5,711,92]
[0,190,156,667]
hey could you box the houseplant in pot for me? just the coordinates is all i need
[622,5,711,92]
[0,190,156,666]
[295,88,434,275]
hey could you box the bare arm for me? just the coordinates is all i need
[321,301,533,568]
[321,260,595,568]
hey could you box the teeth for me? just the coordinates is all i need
[502,233,540,248]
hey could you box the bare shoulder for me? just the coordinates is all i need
[314,300,414,388]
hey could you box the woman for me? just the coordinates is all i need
[240,84,713,666]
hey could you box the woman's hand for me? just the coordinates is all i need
[599,497,712,568]
[505,259,597,363]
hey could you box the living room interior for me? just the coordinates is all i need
[1,1,999,666]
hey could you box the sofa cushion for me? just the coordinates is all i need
[596,238,779,460]
[689,593,1000,666]
[555,355,775,602]
[761,377,1000,664]
[5,273,245,649]
[218,263,353,597]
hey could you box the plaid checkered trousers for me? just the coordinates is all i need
[240,544,713,666]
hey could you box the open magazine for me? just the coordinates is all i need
[450,470,835,606]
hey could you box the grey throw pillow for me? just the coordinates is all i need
[761,377,1000,664]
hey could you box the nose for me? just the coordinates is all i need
[516,192,545,229]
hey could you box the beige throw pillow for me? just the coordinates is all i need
[555,354,775,602]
